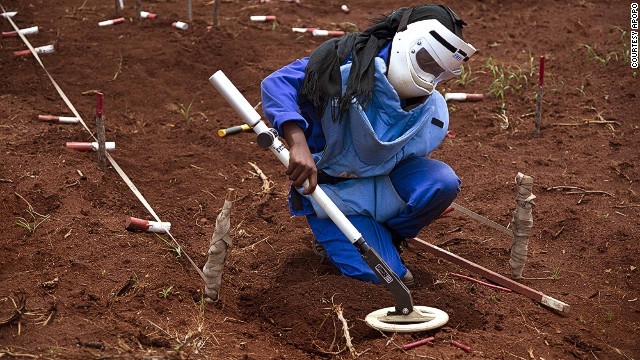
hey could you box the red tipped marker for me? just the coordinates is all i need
[1,26,38,37]
[38,115,79,124]
[140,11,157,19]
[13,44,54,57]
[65,142,115,151]
[311,29,345,37]
[444,93,484,102]
[98,17,125,26]
[172,21,188,30]
[250,15,276,22]
[125,216,171,233]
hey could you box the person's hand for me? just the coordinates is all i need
[282,121,317,195]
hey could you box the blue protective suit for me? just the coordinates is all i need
[260,47,460,283]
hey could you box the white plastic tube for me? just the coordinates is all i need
[98,17,125,26]
[172,21,188,30]
[1,26,38,37]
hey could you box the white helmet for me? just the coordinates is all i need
[387,19,477,99]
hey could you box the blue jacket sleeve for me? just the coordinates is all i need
[260,58,310,136]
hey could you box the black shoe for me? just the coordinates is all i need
[401,268,415,288]
[392,233,408,254]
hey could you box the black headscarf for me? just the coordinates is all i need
[300,4,466,122]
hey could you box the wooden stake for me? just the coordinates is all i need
[534,55,545,137]
[212,0,219,26]
[95,92,107,170]
[135,0,142,23]
[186,0,192,22]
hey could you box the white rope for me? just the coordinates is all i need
[1,3,207,282]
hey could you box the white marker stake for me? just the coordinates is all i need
[1,11,17,18]
[1,26,38,37]
[13,44,55,57]
[38,115,80,124]
[250,15,276,22]
[292,27,319,33]
[125,217,171,233]
[140,11,157,19]
[312,29,345,37]
[172,21,188,30]
[341,4,350,13]
[65,142,116,151]
[98,17,125,26]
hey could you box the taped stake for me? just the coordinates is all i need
[203,188,235,302]
[66,142,115,152]
[509,173,535,279]
[172,21,188,30]
[13,44,54,57]
[250,15,276,22]
[38,115,79,124]
[1,26,38,37]
[98,17,125,26]
[125,217,171,233]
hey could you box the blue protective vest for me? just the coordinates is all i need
[303,57,450,223]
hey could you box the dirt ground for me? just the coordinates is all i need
[1,0,638,359]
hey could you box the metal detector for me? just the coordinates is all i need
[209,71,448,332]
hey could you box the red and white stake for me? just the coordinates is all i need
[38,115,79,124]
[125,217,171,233]
[534,55,545,136]
[312,29,345,37]
[250,15,276,22]
[13,44,54,57]
[172,21,188,30]
[65,142,115,151]
[140,11,157,19]
[98,17,125,26]
[444,93,484,102]
[2,26,38,37]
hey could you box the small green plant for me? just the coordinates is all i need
[15,209,49,234]
[612,25,630,64]
[551,267,561,280]
[606,311,614,322]
[155,234,182,258]
[578,315,586,324]
[455,64,477,87]
[580,44,612,65]
[160,286,174,299]
[271,20,278,31]
[178,98,195,124]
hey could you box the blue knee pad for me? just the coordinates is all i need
[387,157,460,238]
[306,214,407,283]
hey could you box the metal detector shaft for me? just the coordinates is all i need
[209,70,413,315]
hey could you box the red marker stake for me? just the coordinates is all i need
[451,340,472,353]
[450,273,513,292]
[95,92,107,170]
[402,336,435,351]
[534,55,545,137]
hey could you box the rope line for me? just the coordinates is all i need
[1,3,207,283]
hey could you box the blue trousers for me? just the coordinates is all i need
[307,157,460,283]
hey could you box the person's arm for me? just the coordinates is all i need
[261,59,318,194]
